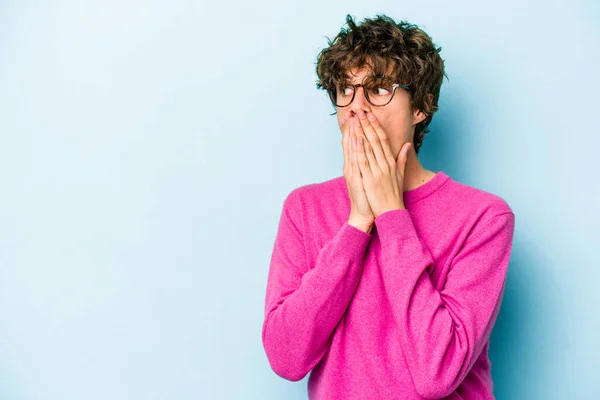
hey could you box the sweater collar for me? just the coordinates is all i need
[403,171,450,205]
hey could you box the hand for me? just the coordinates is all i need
[341,115,375,231]
[353,110,411,218]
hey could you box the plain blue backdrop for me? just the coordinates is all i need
[0,1,598,399]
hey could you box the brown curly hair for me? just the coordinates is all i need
[315,14,447,154]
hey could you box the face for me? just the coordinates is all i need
[336,66,426,158]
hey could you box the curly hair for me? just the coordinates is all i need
[315,14,447,154]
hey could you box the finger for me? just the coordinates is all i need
[353,135,362,180]
[397,142,412,173]
[360,132,379,177]
[357,111,388,172]
[342,118,350,175]
[353,120,373,181]
[366,112,396,166]
[350,122,361,181]
[340,115,349,131]
[353,116,378,176]
[348,120,355,178]
[342,115,354,168]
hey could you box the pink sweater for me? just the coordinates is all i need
[262,171,515,399]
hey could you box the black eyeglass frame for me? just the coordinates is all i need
[326,83,410,115]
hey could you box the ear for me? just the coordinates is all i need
[412,93,433,125]
[412,108,426,125]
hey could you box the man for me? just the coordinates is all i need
[262,14,515,399]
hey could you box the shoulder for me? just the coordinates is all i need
[278,175,349,234]
[283,175,346,209]
[444,176,514,219]
[440,177,515,242]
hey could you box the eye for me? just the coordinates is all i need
[340,87,354,96]
[370,87,391,96]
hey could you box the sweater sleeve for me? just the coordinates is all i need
[261,190,372,382]
[374,209,515,399]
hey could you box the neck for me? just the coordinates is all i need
[402,145,435,192]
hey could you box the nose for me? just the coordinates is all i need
[347,85,371,119]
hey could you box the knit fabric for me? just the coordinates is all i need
[262,171,515,399]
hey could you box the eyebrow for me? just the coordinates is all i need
[340,77,395,87]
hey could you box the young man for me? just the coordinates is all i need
[262,14,515,399]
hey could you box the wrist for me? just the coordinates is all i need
[347,218,373,234]
[376,205,406,219]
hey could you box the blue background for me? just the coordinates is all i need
[0,1,598,399]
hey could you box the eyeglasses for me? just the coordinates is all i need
[327,82,410,109]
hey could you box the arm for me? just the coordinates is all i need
[374,209,515,399]
[262,190,371,381]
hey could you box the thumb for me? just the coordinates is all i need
[396,142,411,172]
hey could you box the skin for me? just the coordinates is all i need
[339,66,437,233]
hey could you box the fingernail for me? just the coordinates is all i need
[367,112,375,120]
